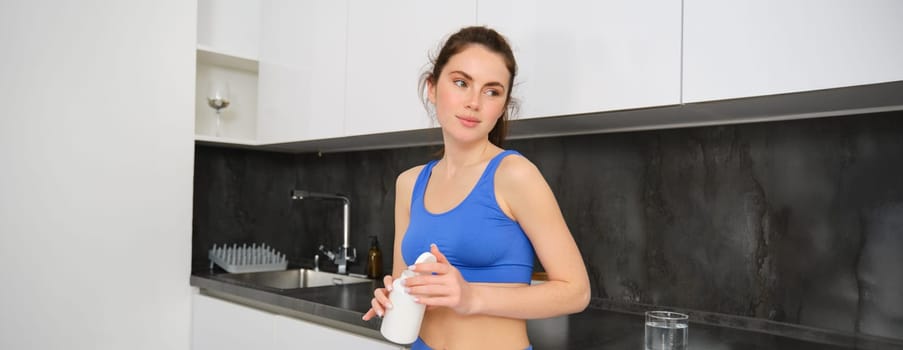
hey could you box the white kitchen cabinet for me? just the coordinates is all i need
[683,0,903,103]
[273,315,403,349]
[477,0,681,119]
[191,293,274,350]
[195,0,260,142]
[195,63,259,142]
[344,0,477,137]
[191,293,401,350]
[197,0,260,60]
[257,0,348,143]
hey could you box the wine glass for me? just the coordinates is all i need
[206,80,231,137]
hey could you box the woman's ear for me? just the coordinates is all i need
[427,77,437,105]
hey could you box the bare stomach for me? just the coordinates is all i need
[418,282,530,350]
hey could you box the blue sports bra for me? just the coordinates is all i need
[401,150,535,284]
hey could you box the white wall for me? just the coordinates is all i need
[0,1,196,349]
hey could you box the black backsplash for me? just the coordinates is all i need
[193,111,903,340]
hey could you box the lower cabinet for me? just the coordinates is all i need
[191,293,403,350]
[191,293,274,350]
[273,314,402,349]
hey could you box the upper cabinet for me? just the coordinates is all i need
[257,0,348,143]
[196,0,902,152]
[683,0,903,103]
[477,0,682,119]
[195,0,260,143]
[343,0,477,137]
[197,0,260,60]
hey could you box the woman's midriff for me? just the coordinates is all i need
[418,282,530,350]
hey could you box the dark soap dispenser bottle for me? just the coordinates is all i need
[367,235,383,279]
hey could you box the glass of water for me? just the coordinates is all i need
[645,311,688,350]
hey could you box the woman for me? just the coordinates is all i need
[363,26,590,350]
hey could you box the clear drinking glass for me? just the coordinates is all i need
[645,311,688,350]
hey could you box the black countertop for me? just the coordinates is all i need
[190,271,896,350]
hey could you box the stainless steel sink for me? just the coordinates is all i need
[216,268,372,290]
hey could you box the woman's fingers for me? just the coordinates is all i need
[404,274,446,287]
[408,261,449,275]
[375,286,393,309]
[412,295,458,308]
[400,245,471,312]
[383,275,394,292]
[404,275,462,309]
[406,284,457,301]
[406,244,450,275]
[430,243,448,263]
[362,306,378,321]
[362,287,393,321]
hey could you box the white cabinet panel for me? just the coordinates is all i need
[478,0,681,119]
[257,0,348,143]
[273,315,403,349]
[344,0,477,137]
[684,0,903,103]
[195,0,260,143]
[197,0,260,60]
[191,294,274,350]
[191,294,400,350]
[195,64,258,141]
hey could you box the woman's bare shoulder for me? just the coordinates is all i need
[496,153,544,186]
[396,164,426,192]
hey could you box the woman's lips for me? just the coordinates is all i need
[457,115,479,128]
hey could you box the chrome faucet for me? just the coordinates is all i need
[291,190,356,274]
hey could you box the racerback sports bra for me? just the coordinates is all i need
[401,150,535,284]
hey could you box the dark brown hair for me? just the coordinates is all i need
[420,26,518,148]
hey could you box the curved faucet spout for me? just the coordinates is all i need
[292,190,354,274]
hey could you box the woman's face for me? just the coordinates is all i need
[429,44,510,145]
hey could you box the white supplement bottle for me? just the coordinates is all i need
[380,252,436,344]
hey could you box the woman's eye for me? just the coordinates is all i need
[484,89,500,97]
[454,79,467,88]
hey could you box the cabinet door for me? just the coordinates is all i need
[191,294,274,350]
[478,0,681,119]
[273,315,403,349]
[684,0,903,103]
[344,0,476,137]
[197,0,260,60]
[257,0,348,143]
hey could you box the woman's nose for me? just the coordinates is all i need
[465,90,480,111]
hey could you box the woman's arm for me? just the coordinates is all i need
[362,166,421,320]
[406,156,590,319]
[390,166,419,276]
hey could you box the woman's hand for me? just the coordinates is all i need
[362,275,395,320]
[405,244,478,315]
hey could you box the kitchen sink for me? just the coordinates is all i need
[216,268,372,290]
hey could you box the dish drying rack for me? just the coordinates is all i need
[209,243,288,273]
